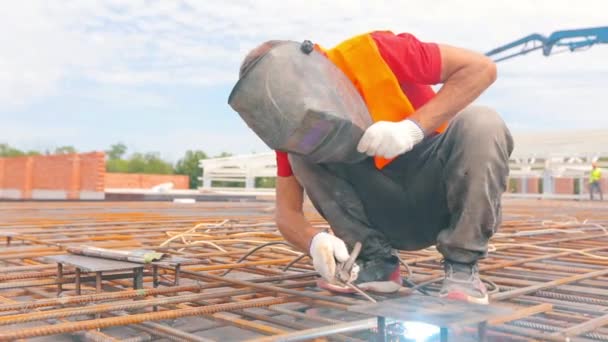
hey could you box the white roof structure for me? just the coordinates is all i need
[511,129,608,159]
[199,152,275,189]
[199,130,608,189]
[509,130,608,179]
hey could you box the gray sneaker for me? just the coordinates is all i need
[439,261,488,305]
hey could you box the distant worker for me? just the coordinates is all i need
[229,31,513,305]
[589,162,603,201]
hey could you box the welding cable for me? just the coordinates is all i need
[408,276,441,294]
[396,254,413,279]
[484,279,500,295]
[406,273,500,296]
[160,219,235,247]
[220,241,300,276]
[394,254,433,295]
[224,239,377,303]
[282,254,310,272]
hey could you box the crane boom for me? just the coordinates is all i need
[486,26,608,62]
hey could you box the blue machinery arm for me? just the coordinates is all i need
[486,27,608,62]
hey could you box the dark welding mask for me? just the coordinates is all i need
[228,40,372,164]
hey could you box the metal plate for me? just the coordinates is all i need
[45,254,141,272]
[152,256,201,267]
[348,294,513,327]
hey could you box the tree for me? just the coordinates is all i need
[255,177,276,188]
[215,152,233,158]
[0,143,25,157]
[104,143,173,175]
[175,150,208,189]
[125,152,173,174]
[106,158,129,173]
[53,146,77,155]
[106,143,127,160]
[126,153,147,173]
[141,152,173,174]
[0,144,41,157]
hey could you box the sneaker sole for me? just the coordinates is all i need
[317,279,402,294]
[440,291,489,305]
[357,280,402,293]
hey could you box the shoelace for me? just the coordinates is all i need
[444,261,479,284]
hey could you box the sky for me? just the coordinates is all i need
[1,1,607,162]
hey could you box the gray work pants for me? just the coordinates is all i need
[590,181,603,201]
[289,105,514,264]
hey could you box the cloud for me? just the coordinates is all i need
[3,1,607,91]
[0,0,607,141]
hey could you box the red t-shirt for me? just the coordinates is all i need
[276,31,442,177]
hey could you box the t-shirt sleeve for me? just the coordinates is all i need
[371,31,442,85]
[276,151,293,177]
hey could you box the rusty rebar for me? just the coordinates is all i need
[2,199,608,341]
[0,297,292,341]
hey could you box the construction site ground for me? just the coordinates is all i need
[1,198,608,341]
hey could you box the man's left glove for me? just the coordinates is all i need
[357,119,425,159]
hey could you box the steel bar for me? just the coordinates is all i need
[0,297,293,341]
[0,281,315,325]
[552,313,608,338]
[492,268,608,300]
[247,318,380,342]
[1,199,608,341]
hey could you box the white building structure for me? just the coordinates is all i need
[199,152,276,190]
[200,130,608,198]
[509,130,608,192]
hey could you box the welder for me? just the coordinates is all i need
[228,31,513,304]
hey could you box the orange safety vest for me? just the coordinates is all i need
[317,32,448,169]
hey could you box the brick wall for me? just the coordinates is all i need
[516,178,539,194]
[105,173,189,190]
[526,178,540,194]
[0,152,105,200]
[554,177,574,195]
[513,177,540,194]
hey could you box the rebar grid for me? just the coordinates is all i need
[1,198,608,341]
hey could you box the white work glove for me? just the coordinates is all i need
[309,232,359,283]
[357,119,425,159]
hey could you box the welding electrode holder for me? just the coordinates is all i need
[336,241,362,284]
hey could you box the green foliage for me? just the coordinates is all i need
[106,143,127,160]
[125,152,173,174]
[574,178,582,195]
[0,143,41,157]
[255,177,276,188]
[2,143,243,189]
[104,143,173,175]
[212,180,244,188]
[175,150,208,189]
[106,158,129,173]
[508,178,518,193]
[215,152,233,158]
[53,146,77,154]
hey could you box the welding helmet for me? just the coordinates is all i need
[228,40,372,164]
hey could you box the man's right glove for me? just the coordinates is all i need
[357,119,425,159]
[309,232,358,283]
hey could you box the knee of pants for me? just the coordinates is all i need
[449,105,514,156]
